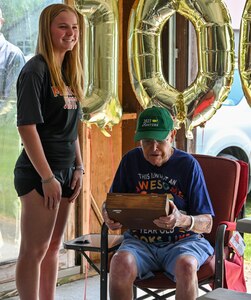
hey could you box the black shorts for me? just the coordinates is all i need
[14,166,75,198]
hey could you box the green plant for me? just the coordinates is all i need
[0,112,20,218]
[244,193,251,261]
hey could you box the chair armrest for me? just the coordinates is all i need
[214,220,241,289]
[214,223,228,289]
[214,223,226,288]
[219,221,237,232]
[236,218,251,233]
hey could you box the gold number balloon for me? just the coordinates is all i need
[239,0,251,108]
[74,0,122,134]
[128,0,234,138]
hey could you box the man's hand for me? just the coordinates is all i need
[153,201,213,233]
[153,201,185,230]
[102,201,122,230]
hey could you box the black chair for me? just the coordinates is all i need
[64,231,123,299]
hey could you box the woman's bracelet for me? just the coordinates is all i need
[41,174,55,184]
[75,165,85,174]
[186,215,195,231]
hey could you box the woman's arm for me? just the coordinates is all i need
[74,136,83,169]
[18,124,61,209]
[18,124,53,179]
[68,136,83,202]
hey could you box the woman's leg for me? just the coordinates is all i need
[15,189,59,300]
[39,197,72,300]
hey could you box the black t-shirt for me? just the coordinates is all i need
[16,54,82,168]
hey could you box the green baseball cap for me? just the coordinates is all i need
[134,106,174,141]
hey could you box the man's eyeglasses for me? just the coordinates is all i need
[141,139,169,146]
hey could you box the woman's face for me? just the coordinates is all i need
[50,10,79,57]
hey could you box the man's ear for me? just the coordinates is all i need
[0,18,5,29]
[170,129,177,141]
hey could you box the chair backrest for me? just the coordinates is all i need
[235,160,249,219]
[192,154,241,245]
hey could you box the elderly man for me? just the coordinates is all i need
[0,7,25,103]
[102,106,215,300]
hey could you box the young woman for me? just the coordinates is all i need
[14,4,84,300]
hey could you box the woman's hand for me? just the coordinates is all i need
[68,169,83,203]
[42,177,62,210]
[18,124,63,210]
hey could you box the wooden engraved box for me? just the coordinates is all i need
[105,193,170,229]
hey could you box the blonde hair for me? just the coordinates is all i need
[36,3,84,101]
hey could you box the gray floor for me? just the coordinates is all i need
[5,274,178,300]
[53,276,101,300]
[55,276,176,300]
[6,276,100,300]
[6,264,251,300]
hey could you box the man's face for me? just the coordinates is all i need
[140,130,176,167]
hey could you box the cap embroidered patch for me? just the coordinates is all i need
[134,106,174,141]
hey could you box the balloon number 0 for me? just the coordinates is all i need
[128,0,234,139]
[75,0,249,139]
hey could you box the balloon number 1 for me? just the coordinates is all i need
[74,0,122,135]
[75,0,249,139]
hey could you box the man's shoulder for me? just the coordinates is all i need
[120,147,143,166]
[172,148,199,168]
[124,147,142,158]
[173,148,194,160]
[5,40,25,58]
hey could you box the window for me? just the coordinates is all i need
[0,0,62,264]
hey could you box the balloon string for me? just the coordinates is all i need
[83,128,92,300]
[109,135,115,176]
[83,205,92,300]
[83,261,88,300]
[82,130,115,300]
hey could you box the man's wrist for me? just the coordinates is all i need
[186,215,195,231]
